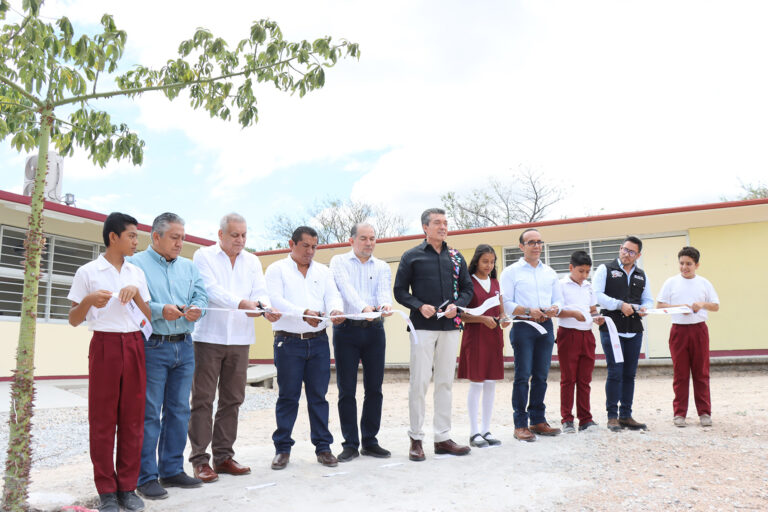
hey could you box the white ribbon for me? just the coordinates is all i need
[601,316,623,363]
[436,295,500,319]
[111,292,153,338]
[644,306,692,315]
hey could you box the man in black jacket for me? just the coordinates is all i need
[394,207,474,461]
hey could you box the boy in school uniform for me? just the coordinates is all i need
[556,250,604,433]
[68,212,151,512]
[656,246,720,428]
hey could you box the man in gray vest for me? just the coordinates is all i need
[593,236,653,432]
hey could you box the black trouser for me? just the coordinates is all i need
[332,322,386,450]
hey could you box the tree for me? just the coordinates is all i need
[441,168,562,230]
[267,197,406,246]
[737,180,768,200]
[0,2,358,509]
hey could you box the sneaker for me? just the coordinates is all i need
[481,432,502,446]
[673,416,686,428]
[699,414,713,427]
[159,472,202,488]
[98,493,119,512]
[337,446,359,462]
[469,433,489,448]
[562,421,576,434]
[136,480,168,501]
[578,420,598,431]
[117,490,145,512]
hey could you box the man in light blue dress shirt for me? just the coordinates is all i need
[129,212,208,500]
[500,228,563,442]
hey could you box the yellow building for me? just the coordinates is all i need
[251,198,768,366]
[0,190,214,379]
[2,190,766,378]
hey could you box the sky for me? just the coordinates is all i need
[1,0,767,248]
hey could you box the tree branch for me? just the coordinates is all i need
[53,55,305,107]
[0,75,44,107]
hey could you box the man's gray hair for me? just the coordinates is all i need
[220,212,246,231]
[350,222,375,238]
[421,207,446,227]
[151,212,185,237]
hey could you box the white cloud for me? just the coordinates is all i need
[30,0,768,228]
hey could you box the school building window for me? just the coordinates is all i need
[0,225,104,321]
[502,237,623,273]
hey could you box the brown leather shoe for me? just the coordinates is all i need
[271,453,290,470]
[214,458,251,475]
[434,439,471,456]
[316,451,338,467]
[513,427,536,442]
[193,463,219,483]
[529,422,561,436]
[409,437,425,462]
[607,418,622,432]
[619,417,647,431]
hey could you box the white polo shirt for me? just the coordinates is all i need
[558,276,596,331]
[192,243,271,346]
[265,255,343,334]
[67,254,151,332]
[657,274,719,325]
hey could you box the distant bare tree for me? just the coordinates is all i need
[737,180,768,200]
[266,198,407,246]
[441,168,562,229]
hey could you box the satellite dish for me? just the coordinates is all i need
[23,151,64,202]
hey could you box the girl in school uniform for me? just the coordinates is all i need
[458,244,510,447]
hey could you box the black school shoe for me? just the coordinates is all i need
[136,479,168,500]
[361,444,392,458]
[117,490,145,511]
[98,493,119,512]
[337,446,360,462]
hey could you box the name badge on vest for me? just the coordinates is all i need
[610,270,622,278]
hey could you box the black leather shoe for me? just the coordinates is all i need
[361,444,391,458]
[136,480,168,501]
[116,490,145,512]
[271,453,290,470]
[98,493,120,512]
[159,472,203,488]
[337,446,359,462]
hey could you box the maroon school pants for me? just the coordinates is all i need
[557,327,596,424]
[89,331,146,494]
[669,322,711,417]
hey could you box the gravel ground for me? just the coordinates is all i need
[4,368,767,511]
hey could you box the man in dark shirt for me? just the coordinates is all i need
[394,207,473,462]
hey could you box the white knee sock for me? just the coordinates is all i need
[468,382,483,435]
[481,380,496,434]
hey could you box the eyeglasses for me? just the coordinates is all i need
[620,247,638,257]
[523,240,545,247]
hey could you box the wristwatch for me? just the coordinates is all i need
[524,307,531,316]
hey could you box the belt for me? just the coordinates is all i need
[345,318,383,328]
[274,330,326,340]
[149,333,189,342]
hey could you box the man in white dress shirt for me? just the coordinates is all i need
[265,226,344,470]
[188,213,281,483]
[329,223,393,463]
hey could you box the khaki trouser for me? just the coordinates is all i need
[408,330,460,442]
[188,342,250,466]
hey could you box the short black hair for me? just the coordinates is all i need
[570,250,592,267]
[103,212,138,246]
[678,246,700,263]
[468,244,498,279]
[519,228,540,244]
[623,235,643,253]
[291,226,318,244]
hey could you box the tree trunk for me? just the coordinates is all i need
[2,110,52,512]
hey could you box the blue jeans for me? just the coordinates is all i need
[332,322,386,450]
[511,320,555,428]
[600,331,643,419]
[138,334,195,486]
[272,333,333,454]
